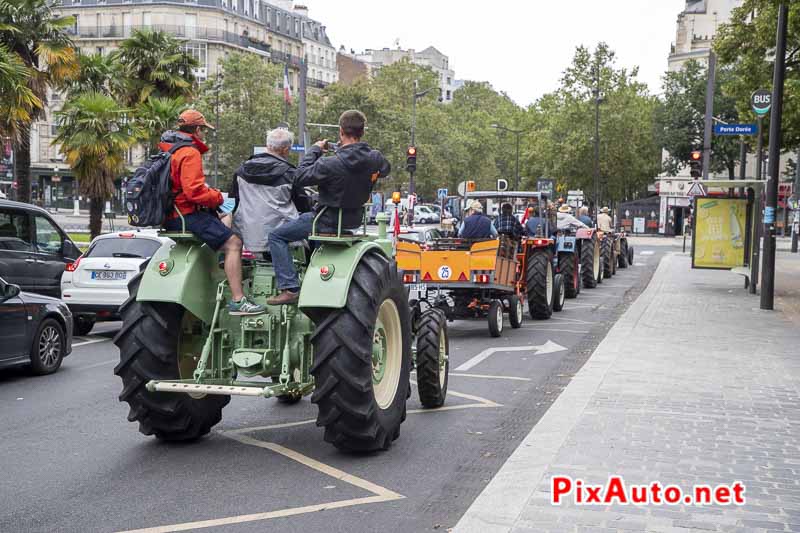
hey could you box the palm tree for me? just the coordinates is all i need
[135,96,187,155]
[0,0,78,203]
[66,51,123,99]
[54,92,139,239]
[0,44,40,137]
[114,29,197,105]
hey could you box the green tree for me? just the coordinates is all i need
[656,60,741,178]
[135,96,188,155]
[195,52,283,188]
[0,0,78,203]
[715,0,800,149]
[114,29,196,105]
[66,51,123,98]
[54,92,139,238]
[529,44,660,205]
[0,43,40,137]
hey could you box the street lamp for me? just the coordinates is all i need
[408,80,436,227]
[212,71,224,189]
[490,123,527,190]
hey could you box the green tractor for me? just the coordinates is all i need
[113,212,448,452]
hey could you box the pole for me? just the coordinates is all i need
[738,138,747,197]
[409,81,417,227]
[756,116,764,180]
[514,132,520,190]
[298,57,308,153]
[593,66,600,220]
[761,2,788,311]
[792,148,800,253]
[702,51,716,180]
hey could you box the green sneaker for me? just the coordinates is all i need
[228,296,266,316]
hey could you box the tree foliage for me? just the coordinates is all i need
[656,60,741,178]
[195,52,283,187]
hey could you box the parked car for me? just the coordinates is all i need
[397,227,444,245]
[414,205,441,224]
[61,230,174,335]
[0,276,73,375]
[0,200,81,298]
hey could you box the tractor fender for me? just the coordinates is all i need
[135,237,221,324]
[298,240,387,310]
[575,228,595,240]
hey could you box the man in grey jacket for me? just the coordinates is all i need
[229,128,311,254]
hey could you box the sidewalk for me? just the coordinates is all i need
[455,253,800,533]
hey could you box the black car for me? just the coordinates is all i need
[0,200,82,298]
[0,276,73,374]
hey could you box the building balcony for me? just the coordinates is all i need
[268,49,303,67]
[306,78,329,89]
[68,24,271,55]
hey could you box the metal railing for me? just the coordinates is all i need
[306,78,329,89]
[267,49,302,67]
[68,24,270,54]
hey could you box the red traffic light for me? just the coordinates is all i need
[690,150,702,161]
[407,146,417,156]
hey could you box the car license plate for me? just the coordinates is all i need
[410,284,428,293]
[92,270,127,281]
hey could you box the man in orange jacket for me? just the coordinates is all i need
[161,110,264,315]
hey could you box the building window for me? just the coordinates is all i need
[71,14,79,34]
[446,90,451,100]
[222,0,228,6]
[50,124,59,136]
[294,18,299,35]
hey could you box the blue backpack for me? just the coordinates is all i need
[124,142,194,227]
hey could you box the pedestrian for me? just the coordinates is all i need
[160,109,265,316]
[266,109,391,305]
[229,128,311,255]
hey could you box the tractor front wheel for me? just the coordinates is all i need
[526,249,554,320]
[310,251,411,452]
[618,240,629,269]
[552,273,566,312]
[415,309,448,408]
[113,271,229,441]
[488,300,504,337]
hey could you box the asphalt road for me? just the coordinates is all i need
[0,239,670,533]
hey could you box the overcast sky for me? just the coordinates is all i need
[301,0,687,106]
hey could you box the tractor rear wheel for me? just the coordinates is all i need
[552,273,566,312]
[310,251,411,452]
[415,309,448,408]
[526,249,553,320]
[113,270,229,441]
[581,234,600,289]
[558,252,579,298]
[618,240,629,269]
[627,245,635,265]
[602,238,613,279]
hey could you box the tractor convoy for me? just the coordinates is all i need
[113,184,630,453]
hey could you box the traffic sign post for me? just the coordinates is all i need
[751,89,772,116]
[437,188,448,200]
[714,124,758,135]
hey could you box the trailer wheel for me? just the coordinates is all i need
[508,295,523,328]
[558,252,579,298]
[602,238,614,279]
[618,240,629,269]
[415,309,448,408]
[310,251,411,452]
[526,249,553,320]
[552,273,566,312]
[113,269,229,441]
[581,233,600,289]
[488,300,504,337]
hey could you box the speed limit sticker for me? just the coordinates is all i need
[438,265,452,280]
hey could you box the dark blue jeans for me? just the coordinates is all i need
[268,212,315,291]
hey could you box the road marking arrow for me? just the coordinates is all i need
[454,341,567,372]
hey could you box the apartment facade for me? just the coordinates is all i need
[356,45,458,103]
[667,0,742,71]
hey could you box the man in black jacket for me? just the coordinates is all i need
[266,110,390,305]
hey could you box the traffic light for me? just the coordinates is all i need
[406,146,417,173]
[689,150,702,178]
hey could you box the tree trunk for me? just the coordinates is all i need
[14,123,32,204]
[89,197,104,240]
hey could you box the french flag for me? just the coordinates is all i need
[283,64,292,105]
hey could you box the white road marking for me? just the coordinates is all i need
[640,250,655,255]
[449,373,531,382]
[118,435,403,533]
[548,316,598,325]
[72,337,110,348]
[454,341,566,372]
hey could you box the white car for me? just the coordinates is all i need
[61,230,173,335]
[414,205,441,224]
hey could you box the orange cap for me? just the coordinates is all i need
[178,109,215,129]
